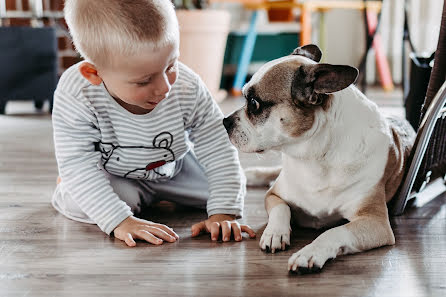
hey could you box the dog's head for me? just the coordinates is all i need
[223,44,358,153]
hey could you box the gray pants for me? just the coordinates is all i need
[52,151,209,224]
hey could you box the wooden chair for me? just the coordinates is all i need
[390,2,446,215]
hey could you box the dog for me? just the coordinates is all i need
[223,44,416,274]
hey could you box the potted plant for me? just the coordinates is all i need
[173,0,231,102]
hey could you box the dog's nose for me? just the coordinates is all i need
[223,117,234,132]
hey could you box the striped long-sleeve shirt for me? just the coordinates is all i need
[52,62,245,234]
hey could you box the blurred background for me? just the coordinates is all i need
[0,0,443,114]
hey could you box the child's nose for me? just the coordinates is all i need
[154,74,171,96]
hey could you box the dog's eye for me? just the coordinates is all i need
[248,98,260,111]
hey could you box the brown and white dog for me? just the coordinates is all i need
[223,44,416,274]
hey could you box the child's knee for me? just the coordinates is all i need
[52,183,94,224]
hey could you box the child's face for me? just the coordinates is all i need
[99,42,179,114]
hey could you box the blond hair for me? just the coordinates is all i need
[64,0,179,67]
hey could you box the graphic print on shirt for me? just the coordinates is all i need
[98,132,176,178]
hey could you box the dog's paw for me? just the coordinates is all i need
[287,243,335,274]
[259,223,291,253]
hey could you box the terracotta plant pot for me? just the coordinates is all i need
[176,9,231,102]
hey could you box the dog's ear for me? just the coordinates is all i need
[311,64,359,93]
[291,44,322,62]
[291,64,358,105]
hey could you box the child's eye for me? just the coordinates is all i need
[136,78,151,86]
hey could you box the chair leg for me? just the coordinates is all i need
[0,99,6,115]
[231,10,259,96]
[34,100,44,110]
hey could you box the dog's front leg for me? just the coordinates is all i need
[260,193,291,253]
[288,193,395,274]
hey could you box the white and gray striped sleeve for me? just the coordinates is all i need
[52,88,133,234]
[184,76,246,218]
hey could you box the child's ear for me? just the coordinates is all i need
[79,62,103,85]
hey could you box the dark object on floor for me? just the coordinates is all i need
[404,53,435,130]
[401,0,435,131]
[0,26,58,114]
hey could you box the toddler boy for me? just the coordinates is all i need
[52,0,255,246]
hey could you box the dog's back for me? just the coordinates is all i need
[382,115,416,202]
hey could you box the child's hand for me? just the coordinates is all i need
[191,214,256,242]
[113,216,179,247]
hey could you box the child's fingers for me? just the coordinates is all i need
[241,225,256,238]
[221,221,231,241]
[124,233,136,247]
[231,222,242,241]
[210,222,221,241]
[136,230,163,245]
[145,226,177,243]
[155,224,179,239]
[191,221,206,237]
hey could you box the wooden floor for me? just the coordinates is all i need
[1,95,445,297]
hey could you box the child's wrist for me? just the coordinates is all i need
[209,213,236,220]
